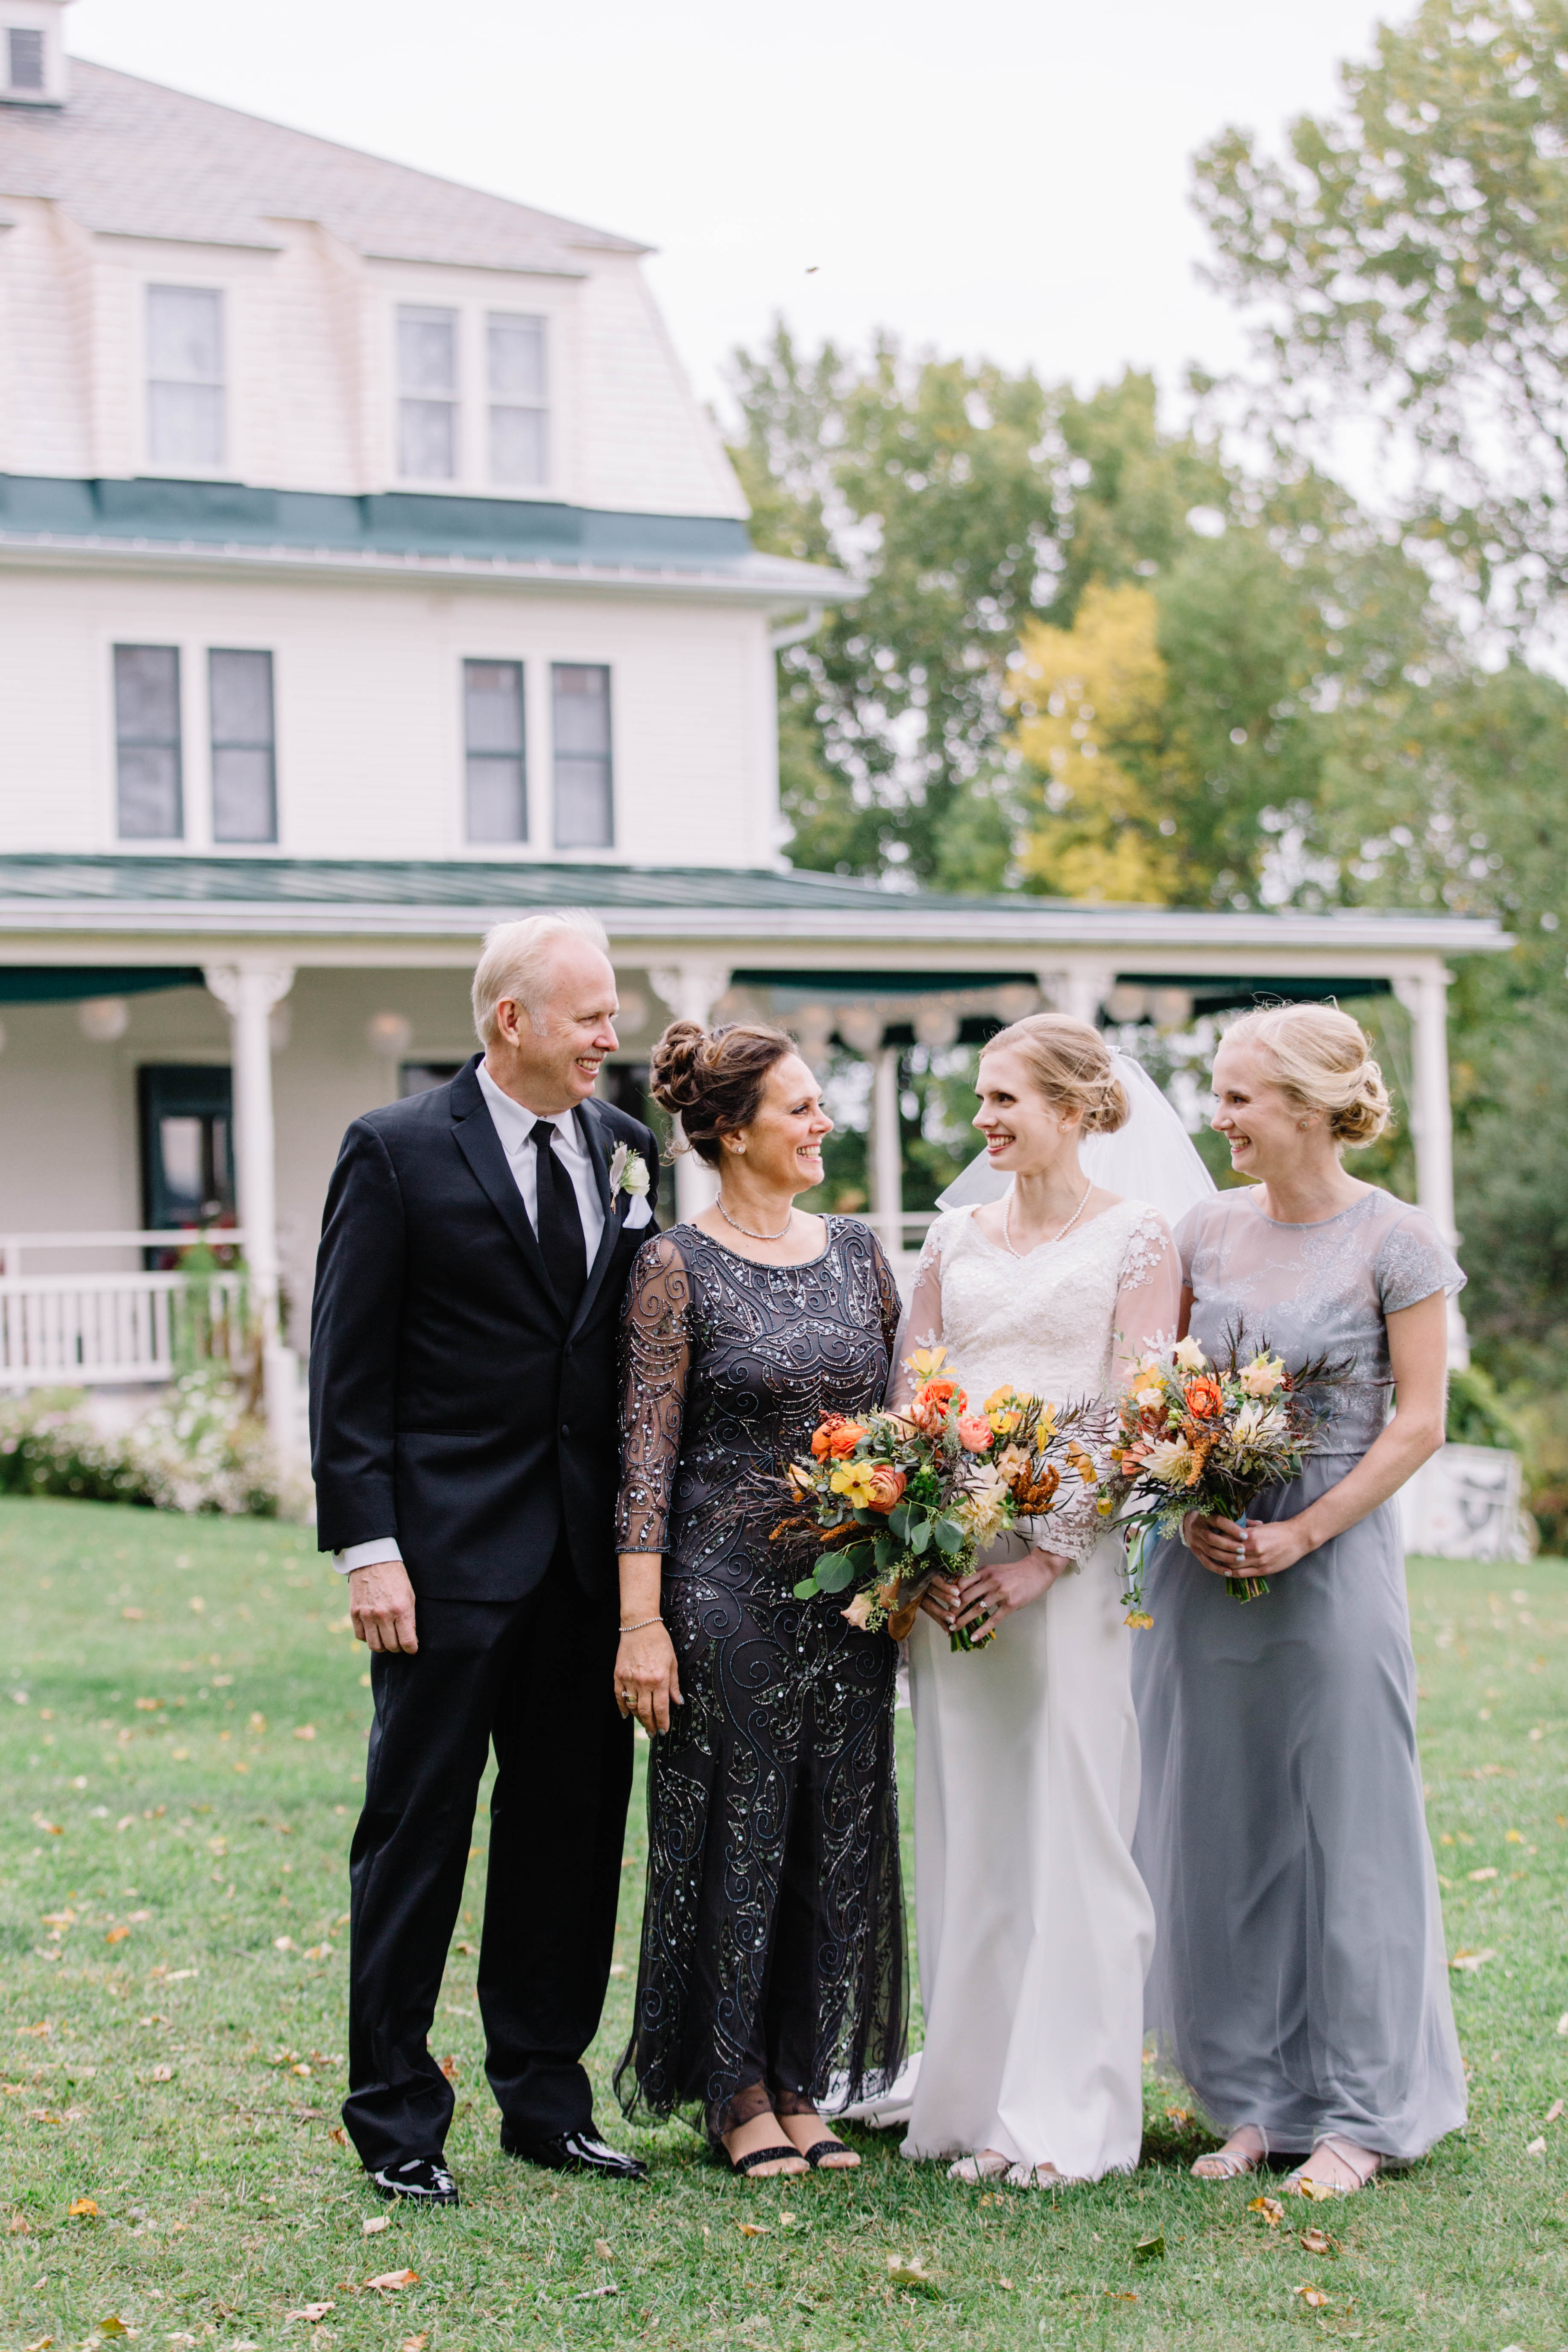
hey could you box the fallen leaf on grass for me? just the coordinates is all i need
[106,1927,130,1946]
[95,2320,132,2338]
[9,2212,32,2232]
[574,2286,618,2300]
[399,2338,429,2351]
[997,2275,1013,2289]
[593,2239,613,2260]
[1133,2233,1165,2263]
[363,2215,390,2235]
[149,2066,173,2082]
[736,2221,769,2236]
[22,2337,52,2350]
[17,2023,51,2037]
[302,1944,333,1962]
[887,2255,940,2295]
[438,2055,458,2082]
[1300,2227,1334,2255]
[1249,2195,1285,2227]
[1449,1948,1498,1972]
[1164,2106,1191,2125]
[328,2126,347,2147]
[1296,2286,1330,2308]
[293,1725,317,1741]
[1526,2135,1547,2156]
[284,2304,334,2323]
[33,1820,62,1837]
[1468,1865,1498,1882]
[1545,2098,1564,2126]
[68,2197,99,2217]
[366,2270,419,2291]
[273,1937,295,1953]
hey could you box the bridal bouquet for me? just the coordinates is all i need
[1097,1331,1351,1610]
[774,1347,1107,1652]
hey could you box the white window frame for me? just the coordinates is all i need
[139,279,234,480]
[383,293,561,500]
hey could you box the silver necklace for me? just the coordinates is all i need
[1002,1179,1091,1259]
[717,1193,795,1243]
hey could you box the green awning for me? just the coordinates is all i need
[0,966,205,1003]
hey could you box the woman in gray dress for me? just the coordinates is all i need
[1133,1004,1467,2196]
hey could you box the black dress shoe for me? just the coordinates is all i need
[506,2127,648,2181]
[371,2153,460,2205]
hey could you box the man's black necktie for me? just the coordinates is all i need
[530,1118,588,1315]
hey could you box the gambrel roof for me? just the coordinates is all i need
[0,58,644,272]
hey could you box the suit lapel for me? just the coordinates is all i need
[448,1056,565,1327]
[569,1098,624,1339]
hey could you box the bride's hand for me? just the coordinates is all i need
[614,1621,683,1735]
[918,1574,965,1631]
[951,1546,1072,1633]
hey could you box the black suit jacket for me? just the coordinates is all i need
[308,1054,660,1604]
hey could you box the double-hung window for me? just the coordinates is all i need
[114,646,183,840]
[553,665,613,849]
[488,314,548,487]
[209,650,277,843]
[6,27,45,91]
[397,305,459,480]
[146,286,226,469]
[463,660,527,843]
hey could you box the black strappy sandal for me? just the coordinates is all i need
[724,2141,809,2176]
[799,2136,860,2169]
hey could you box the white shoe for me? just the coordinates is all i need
[947,2152,1010,2183]
[1006,2161,1076,2189]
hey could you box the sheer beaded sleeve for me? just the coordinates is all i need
[615,1233,692,1555]
[870,1232,904,1370]
[885,1215,953,1412]
[1111,1207,1183,1377]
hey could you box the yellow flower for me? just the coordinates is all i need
[1172,1336,1208,1373]
[984,1384,1025,1434]
[1131,1380,1165,1410]
[829,1460,879,1508]
[1066,1443,1098,1487]
[1035,1404,1059,1447]
[1240,1353,1287,1398]
[1124,1610,1154,1631]
[905,1344,949,1381]
[1096,1496,1116,1516]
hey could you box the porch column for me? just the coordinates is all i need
[648,959,733,1220]
[1392,962,1469,1366]
[203,962,297,1430]
[868,1040,903,1253]
[1054,959,1117,1029]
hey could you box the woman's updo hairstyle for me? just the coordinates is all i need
[1222,1003,1391,1148]
[649,1019,799,1166]
[982,1012,1130,1135]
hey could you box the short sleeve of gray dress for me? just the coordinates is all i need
[1375,1207,1466,1315]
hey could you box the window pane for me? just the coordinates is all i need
[8,27,45,88]
[489,404,548,486]
[399,397,456,480]
[147,287,224,382]
[159,1116,205,1212]
[209,648,274,745]
[463,660,523,753]
[466,755,528,843]
[147,382,225,468]
[212,748,276,842]
[114,645,182,839]
[488,314,545,400]
[397,306,457,395]
[553,665,613,850]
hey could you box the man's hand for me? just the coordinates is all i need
[349,1559,419,1653]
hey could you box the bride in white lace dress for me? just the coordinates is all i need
[888,1015,1184,2185]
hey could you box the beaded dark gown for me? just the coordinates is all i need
[613,1216,908,2140]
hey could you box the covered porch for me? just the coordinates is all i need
[0,855,1511,1438]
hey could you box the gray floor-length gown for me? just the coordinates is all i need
[1132,1185,1468,2163]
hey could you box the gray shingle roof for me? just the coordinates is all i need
[0,59,644,270]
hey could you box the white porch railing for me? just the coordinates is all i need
[0,1231,250,1388]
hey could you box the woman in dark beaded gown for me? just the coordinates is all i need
[612,1020,907,2179]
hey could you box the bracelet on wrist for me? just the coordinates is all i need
[619,1614,662,1634]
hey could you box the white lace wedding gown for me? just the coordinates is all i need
[893,1196,1181,2178]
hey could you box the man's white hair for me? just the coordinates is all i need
[471,910,612,1047]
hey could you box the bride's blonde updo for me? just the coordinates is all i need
[1222,1003,1391,1148]
[982,1012,1130,1135]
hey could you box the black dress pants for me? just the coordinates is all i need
[343,1551,634,2169]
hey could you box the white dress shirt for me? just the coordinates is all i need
[336,1069,628,1575]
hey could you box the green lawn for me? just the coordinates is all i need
[0,1498,1564,2351]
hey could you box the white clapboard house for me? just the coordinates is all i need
[0,0,1506,1449]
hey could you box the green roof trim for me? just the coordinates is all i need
[0,964,205,1003]
[0,475,753,570]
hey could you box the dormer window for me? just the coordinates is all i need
[147,285,226,470]
[488,313,549,487]
[6,26,44,89]
[397,305,459,481]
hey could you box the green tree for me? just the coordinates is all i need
[1193,0,1568,622]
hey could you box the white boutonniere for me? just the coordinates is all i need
[609,1142,651,1206]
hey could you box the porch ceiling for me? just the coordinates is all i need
[0,854,1513,973]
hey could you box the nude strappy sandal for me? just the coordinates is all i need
[1284,2135,1381,2196]
[948,2152,1010,2184]
[1191,2125,1268,2182]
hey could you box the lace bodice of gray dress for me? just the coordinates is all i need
[613,1216,908,2140]
[1132,1184,1468,2162]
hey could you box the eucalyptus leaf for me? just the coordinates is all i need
[934,1518,965,1557]
[815,1555,856,1593]
[909,1520,932,1557]
[792,1576,821,1601]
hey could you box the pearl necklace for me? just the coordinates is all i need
[1002,1179,1091,1259]
[717,1194,795,1242]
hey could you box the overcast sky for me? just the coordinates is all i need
[69,0,1388,422]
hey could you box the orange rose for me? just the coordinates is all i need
[811,1413,869,1460]
[865,1466,907,1514]
[1183,1377,1224,1421]
[909,1376,967,1434]
[956,1416,994,1453]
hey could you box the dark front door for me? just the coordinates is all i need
[138,1064,235,1235]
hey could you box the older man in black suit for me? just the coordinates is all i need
[310,910,660,2204]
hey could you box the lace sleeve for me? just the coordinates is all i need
[614,1233,692,1554]
[885,1216,950,1411]
[1111,1207,1183,1377]
[1377,1208,1466,1315]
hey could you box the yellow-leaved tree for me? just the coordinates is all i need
[1007,581,1188,902]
